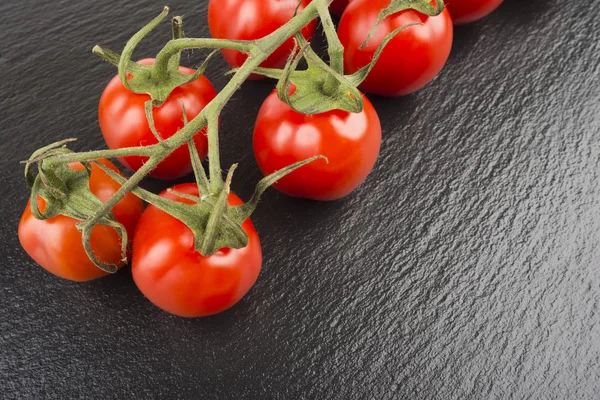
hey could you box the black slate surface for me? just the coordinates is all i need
[1,0,599,398]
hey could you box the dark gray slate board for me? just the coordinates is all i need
[0,0,599,398]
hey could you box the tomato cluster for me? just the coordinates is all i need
[19,0,505,318]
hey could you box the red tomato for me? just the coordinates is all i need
[253,89,381,201]
[18,160,144,282]
[330,0,351,15]
[99,59,217,180]
[131,183,262,317]
[446,0,504,25]
[207,0,316,79]
[338,0,453,96]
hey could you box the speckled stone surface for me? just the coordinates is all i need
[1,0,599,398]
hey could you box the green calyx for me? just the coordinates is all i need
[249,0,445,115]
[95,155,325,257]
[252,38,364,115]
[24,140,127,273]
[93,7,213,105]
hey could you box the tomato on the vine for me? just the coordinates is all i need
[98,58,217,180]
[446,0,504,25]
[131,183,262,317]
[253,89,381,201]
[207,0,316,78]
[18,160,144,282]
[338,0,453,97]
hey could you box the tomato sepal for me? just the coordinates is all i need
[93,8,218,106]
[24,142,129,273]
[245,1,443,114]
[230,155,326,221]
[249,35,363,115]
[94,161,249,256]
[95,155,324,255]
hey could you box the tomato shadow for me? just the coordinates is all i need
[364,93,420,139]
[252,190,346,234]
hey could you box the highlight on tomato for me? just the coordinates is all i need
[98,58,217,180]
[338,0,453,96]
[18,160,144,282]
[207,0,316,78]
[445,0,504,25]
[253,89,382,201]
[131,184,262,318]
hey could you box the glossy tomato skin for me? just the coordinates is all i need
[338,0,453,97]
[99,59,217,180]
[207,0,316,78]
[330,0,350,15]
[253,90,382,201]
[446,0,504,25]
[18,160,144,282]
[131,184,262,318]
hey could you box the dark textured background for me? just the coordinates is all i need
[1,0,599,398]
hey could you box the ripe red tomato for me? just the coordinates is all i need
[98,58,217,180]
[338,0,453,96]
[207,0,316,78]
[18,160,144,282]
[330,0,351,15]
[445,0,504,25]
[253,89,381,201]
[131,183,262,317]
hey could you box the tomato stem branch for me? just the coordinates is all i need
[316,0,344,95]
[206,111,222,194]
[45,146,153,165]
[153,38,256,79]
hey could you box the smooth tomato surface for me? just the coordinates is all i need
[18,160,144,282]
[338,0,453,96]
[208,0,316,78]
[99,58,217,180]
[330,0,350,15]
[253,90,381,201]
[446,0,504,25]
[131,183,262,317]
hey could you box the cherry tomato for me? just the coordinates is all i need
[207,0,316,78]
[446,0,504,25]
[253,89,381,201]
[330,0,351,15]
[99,58,217,180]
[338,0,453,96]
[131,183,262,317]
[18,160,144,282]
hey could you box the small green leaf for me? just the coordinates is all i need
[118,7,170,92]
[271,36,364,115]
[231,155,326,222]
[94,10,219,105]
